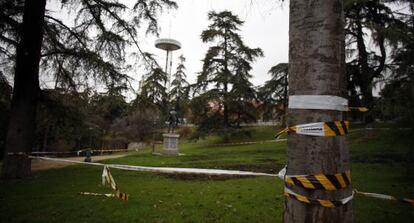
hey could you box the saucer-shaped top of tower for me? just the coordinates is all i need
[155,38,181,51]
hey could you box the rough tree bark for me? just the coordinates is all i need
[284,0,353,222]
[1,0,47,179]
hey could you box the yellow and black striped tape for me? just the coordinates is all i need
[115,190,129,201]
[284,187,353,208]
[102,166,129,201]
[285,171,351,191]
[275,121,349,139]
[284,191,342,208]
[322,121,349,136]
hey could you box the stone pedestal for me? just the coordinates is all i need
[162,133,180,156]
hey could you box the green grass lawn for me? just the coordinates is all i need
[0,126,413,222]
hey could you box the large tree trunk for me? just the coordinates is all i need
[1,0,47,179]
[284,1,353,222]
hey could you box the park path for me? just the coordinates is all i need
[31,153,130,171]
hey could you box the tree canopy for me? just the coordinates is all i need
[0,0,177,91]
[0,0,177,179]
[193,10,263,129]
[170,54,190,119]
[257,63,288,122]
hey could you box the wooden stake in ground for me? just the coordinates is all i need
[284,1,353,222]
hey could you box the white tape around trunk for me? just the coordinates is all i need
[289,95,348,111]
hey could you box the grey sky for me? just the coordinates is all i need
[35,0,412,100]
[137,0,289,88]
[43,0,289,96]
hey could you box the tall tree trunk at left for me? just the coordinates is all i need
[1,0,47,179]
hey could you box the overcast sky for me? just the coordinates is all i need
[41,0,412,99]
[44,0,290,97]
[136,0,290,88]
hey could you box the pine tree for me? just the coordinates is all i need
[380,1,414,123]
[140,59,168,113]
[257,63,288,122]
[196,10,263,128]
[170,55,189,118]
[344,0,405,122]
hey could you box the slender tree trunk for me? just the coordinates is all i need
[1,0,47,179]
[223,30,229,128]
[283,73,288,127]
[42,123,50,152]
[355,11,381,124]
[223,81,229,127]
[361,82,374,123]
[284,1,353,222]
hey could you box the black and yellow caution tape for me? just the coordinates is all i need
[355,190,414,206]
[31,156,414,207]
[280,168,413,208]
[285,171,351,191]
[81,165,128,201]
[348,107,369,112]
[275,121,349,139]
[115,190,129,201]
[102,166,129,201]
[284,187,354,208]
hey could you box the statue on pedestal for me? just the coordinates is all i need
[162,109,180,156]
[167,110,179,133]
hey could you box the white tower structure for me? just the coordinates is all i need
[154,38,181,92]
